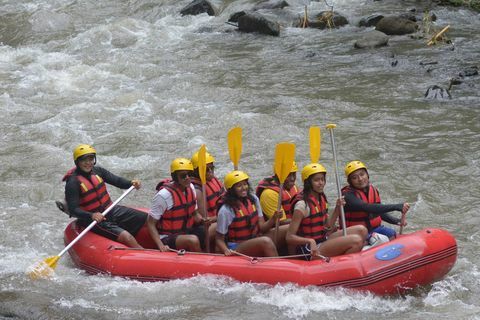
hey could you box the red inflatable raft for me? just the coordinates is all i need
[64,218,457,295]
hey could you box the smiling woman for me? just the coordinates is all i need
[342,160,410,240]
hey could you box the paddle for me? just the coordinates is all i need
[227,127,242,170]
[273,142,296,244]
[326,124,347,237]
[399,211,406,235]
[309,126,321,163]
[27,186,135,279]
[197,144,210,252]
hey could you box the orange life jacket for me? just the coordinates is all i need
[255,176,300,218]
[291,192,329,242]
[341,184,382,230]
[226,198,259,243]
[156,182,197,235]
[63,167,112,213]
[190,176,225,217]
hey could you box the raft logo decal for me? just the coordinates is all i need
[375,244,405,261]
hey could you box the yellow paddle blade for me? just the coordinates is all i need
[198,144,207,185]
[309,126,321,163]
[274,142,296,183]
[326,123,337,130]
[26,255,59,280]
[227,127,242,169]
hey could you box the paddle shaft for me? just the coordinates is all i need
[327,127,347,237]
[399,211,406,235]
[274,183,284,244]
[57,186,135,258]
[201,184,210,252]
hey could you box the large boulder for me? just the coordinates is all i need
[375,16,418,35]
[237,12,280,36]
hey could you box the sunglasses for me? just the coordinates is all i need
[178,172,192,180]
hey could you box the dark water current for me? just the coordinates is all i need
[1,0,479,319]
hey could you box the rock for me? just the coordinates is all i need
[238,13,280,36]
[399,12,417,22]
[449,77,463,85]
[253,0,289,10]
[229,11,246,23]
[358,14,384,27]
[302,11,348,29]
[354,30,389,49]
[424,85,451,99]
[459,66,479,77]
[375,16,418,35]
[180,0,224,16]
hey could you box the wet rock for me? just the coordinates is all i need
[300,11,348,29]
[375,16,418,35]
[358,14,384,27]
[424,85,451,100]
[237,12,280,36]
[449,77,463,85]
[459,66,479,77]
[354,30,389,49]
[229,11,246,23]
[253,0,289,10]
[180,0,223,16]
[399,12,417,22]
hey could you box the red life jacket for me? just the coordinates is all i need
[225,198,259,243]
[156,181,197,235]
[291,192,329,242]
[255,176,300,219]
[190,176,225,217]
[63,167,112,213]
[341,184,382,230]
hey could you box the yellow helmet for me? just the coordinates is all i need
[73,144,96,161]
[301,163,327,182]
[191,151,215,169]
[344,160,367,177]
[170,158,194,173]
[291,161,298,172]
[224,170,249,189]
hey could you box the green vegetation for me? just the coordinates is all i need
[436,0,480,11]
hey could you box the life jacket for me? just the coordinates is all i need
[190,176,225,217]
[255,176,300,218]
[341,184,382,231]
[155,178,172,191]
[63,167,112,213]
[223,197,259,243]
[291,192,329,242]
[155,181,197,235]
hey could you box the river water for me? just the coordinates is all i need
[1,0,479,319]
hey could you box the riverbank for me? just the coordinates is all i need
[435,0,480,11]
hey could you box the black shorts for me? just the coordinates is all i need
[79,206,147,241]
[161,225,206,250]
